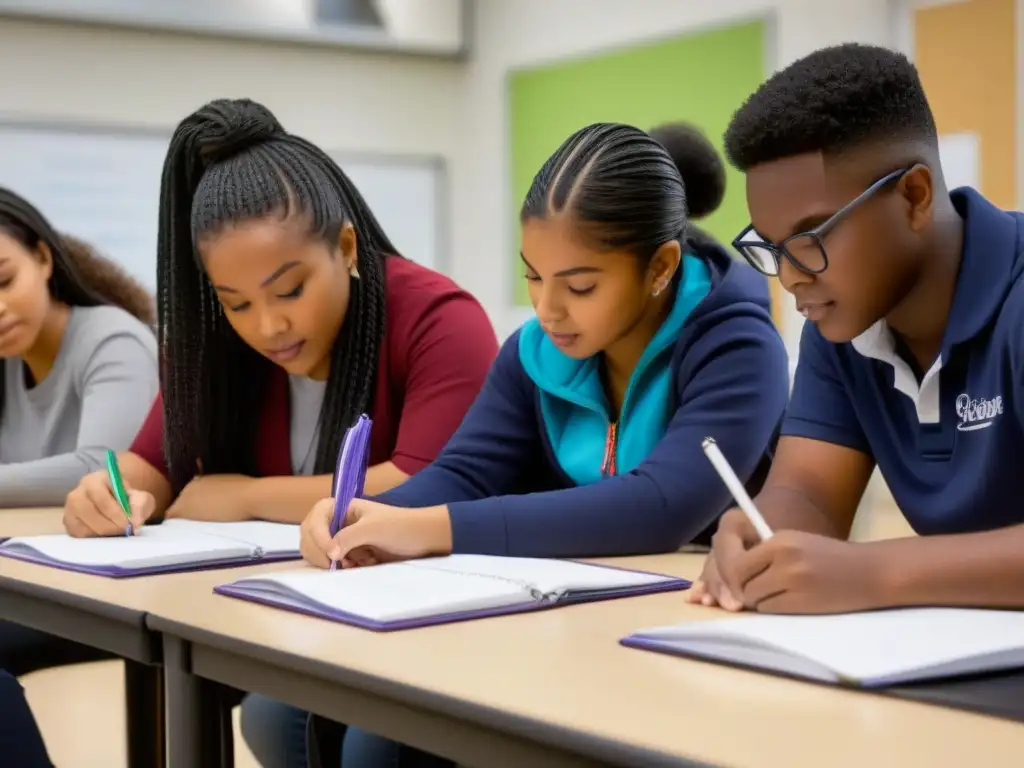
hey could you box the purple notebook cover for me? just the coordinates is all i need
[213,562,690,632]
[0,542,301,579]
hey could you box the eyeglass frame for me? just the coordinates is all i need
[731,165,914,277]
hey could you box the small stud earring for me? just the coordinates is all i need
[652,283,665,297]
[350,263,361,280]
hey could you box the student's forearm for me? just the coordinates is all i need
[245,462,409,524]
[754,485,848,538]
[0,454,101,508]
[362,462,409,496]
[871,524,1024,609]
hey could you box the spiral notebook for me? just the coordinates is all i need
[214,555,689,631]
[621,608,1024,688]
[0,519,301,578]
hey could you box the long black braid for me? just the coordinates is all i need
[0,187,155,430]
[157,98,397,494]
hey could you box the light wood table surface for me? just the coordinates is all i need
[0,508,297,768]
[146,552,1024,768]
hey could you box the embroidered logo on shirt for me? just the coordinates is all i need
[955,392,1003,431]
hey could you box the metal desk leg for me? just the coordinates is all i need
[125,659,165,768]
[163,636,234,768]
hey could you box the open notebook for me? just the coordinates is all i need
[621,608,1024,688]
[0,519,301,578]
[214,554,689,631]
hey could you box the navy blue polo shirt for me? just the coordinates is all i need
[782,188,1024,535]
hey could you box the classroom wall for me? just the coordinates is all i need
[454,0,901,363]
[0,19,462,153]
[911,0,1019,210]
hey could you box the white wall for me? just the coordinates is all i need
[454,0,903,355]
[0,18,461,166]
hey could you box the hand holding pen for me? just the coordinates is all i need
[63,451,157,538]
[686,437,774,611]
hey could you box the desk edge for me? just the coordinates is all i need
[148,615,715,768]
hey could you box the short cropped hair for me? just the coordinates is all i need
[724,43,938,171]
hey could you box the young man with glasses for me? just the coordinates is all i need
[689,42,1024,614]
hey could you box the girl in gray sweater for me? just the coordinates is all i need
[0,187,158,507]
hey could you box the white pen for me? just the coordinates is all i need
[701,437,774,541]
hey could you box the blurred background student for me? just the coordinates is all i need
[0,187,157,508]
[0,185,158,702]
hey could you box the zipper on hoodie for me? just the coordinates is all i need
[600,421,618,477]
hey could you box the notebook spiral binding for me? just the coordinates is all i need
[402,562,565,603]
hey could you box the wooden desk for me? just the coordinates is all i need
[0,510,295,768]
[146,553,1024,768]
[0,508,167,768]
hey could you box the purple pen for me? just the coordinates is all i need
[329,414,372,572]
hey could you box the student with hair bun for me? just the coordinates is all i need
[648,120,728,249]
[0,187,157,507]
[298,122,790,766]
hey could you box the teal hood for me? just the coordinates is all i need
[518,253,712,485]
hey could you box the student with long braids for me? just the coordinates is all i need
[298,122,790,766]
[0,188,157,507]
[63,98,496,532]
[61,99,496,768]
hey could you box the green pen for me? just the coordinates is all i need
[105,449,133,537]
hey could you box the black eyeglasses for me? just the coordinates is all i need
[731,166,913,277]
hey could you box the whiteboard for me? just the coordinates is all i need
[330,152,447,272]
[0,121,447,290]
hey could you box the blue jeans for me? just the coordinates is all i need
[241,694,454,767]
[240,694,310,768]
[0,670,53,767]
[343,727,454,767]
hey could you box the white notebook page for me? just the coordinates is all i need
[402,555,668,595]
[638,608,1024,682]
[0,519,299,567]
[244,564,532,623]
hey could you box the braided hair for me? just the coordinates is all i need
[157,98,395,494]
[522,123,689,264]
[0,187,155,422]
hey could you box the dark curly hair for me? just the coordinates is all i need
[158,98,396,494]
[724,43,938,171]
[0,186,156,423]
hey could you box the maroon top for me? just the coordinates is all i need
[131,256,498,480]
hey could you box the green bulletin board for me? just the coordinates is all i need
[508,18,768,307]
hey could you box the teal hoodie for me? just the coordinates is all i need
[517,253,712,485]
